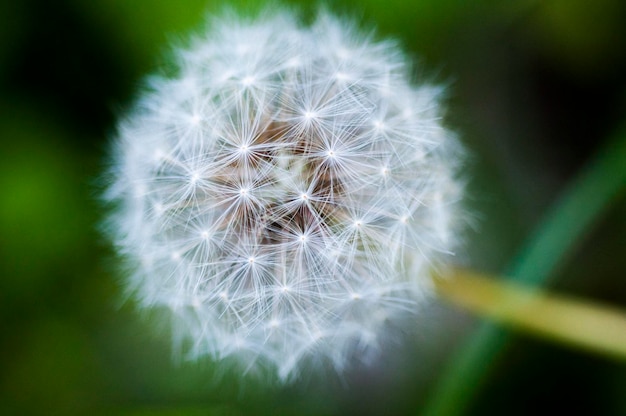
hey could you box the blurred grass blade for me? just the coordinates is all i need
[507,129,626,286]
[423,125,626,416]
[435,270,626,360]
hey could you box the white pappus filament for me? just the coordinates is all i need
[104,9,464,381]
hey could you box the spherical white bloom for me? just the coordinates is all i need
[105,10,464,381]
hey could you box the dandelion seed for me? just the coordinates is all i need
[103,8,464,381]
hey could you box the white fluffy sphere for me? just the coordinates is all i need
[105,10,464,380]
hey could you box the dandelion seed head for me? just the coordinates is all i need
[104,8,464,381]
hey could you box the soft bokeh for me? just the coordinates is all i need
[1,1,625,415]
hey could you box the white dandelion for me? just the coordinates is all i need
[104,9,464,381]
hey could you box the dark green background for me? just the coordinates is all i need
[1,0,625,414]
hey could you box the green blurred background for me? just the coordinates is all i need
[1,0,625,414]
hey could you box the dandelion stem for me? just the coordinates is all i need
[435,270,626,360]
[422,125,626,416]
